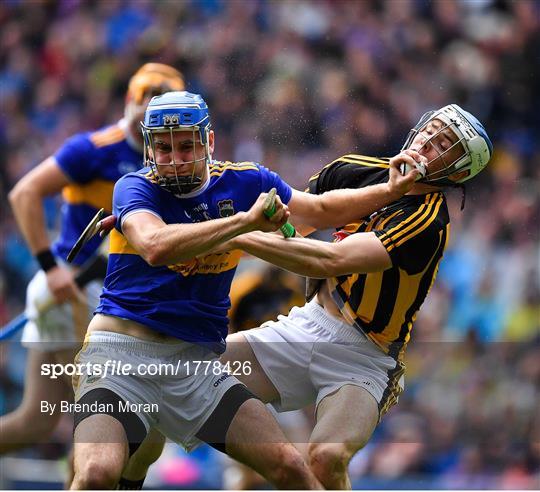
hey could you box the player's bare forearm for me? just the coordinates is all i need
[124,211,263,266]
[9,188,50,254]
[200,228,287,257]
[314,183,402,228]
[8,157,70,254]
[290,153,420,229]
[235,230,391,278]
[125,191,288,266]
[234,231,338,278]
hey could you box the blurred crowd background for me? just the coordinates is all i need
[0,0,538,489]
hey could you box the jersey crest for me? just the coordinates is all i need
[218,199,235,217]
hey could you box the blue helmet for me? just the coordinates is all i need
[402,104,493,184]
[141,91,212,196]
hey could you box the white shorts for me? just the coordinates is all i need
[21,269,102,351]
[243,300,405,418]
[73,331,242,451]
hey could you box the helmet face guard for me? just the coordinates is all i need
[142,91,211,196]
[402,104,493,184]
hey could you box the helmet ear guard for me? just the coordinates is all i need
[402,104,493,185]
[459,134,491,176]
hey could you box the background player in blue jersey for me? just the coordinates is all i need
[3,63,184,462]
[221,104,493,489]
[70,91,420,490]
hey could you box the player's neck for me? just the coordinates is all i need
[124,120,144,153]
[406,182,443,195]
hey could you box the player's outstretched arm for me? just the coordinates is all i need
[288,150,424,230]
[232,230,391,278]
[8,157,82,303]
[8,157,70,254]
[122,191,289,266]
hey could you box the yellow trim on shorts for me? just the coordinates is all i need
[378,361,405,418]
[72,331,93,397]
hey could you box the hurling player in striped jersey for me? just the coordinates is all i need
[222,104,493,489]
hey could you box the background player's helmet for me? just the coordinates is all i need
[124,63,185,121]
[402,104,493,184]
[141,91,211,196]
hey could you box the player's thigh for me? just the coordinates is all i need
[311,384,378,450]
[22,349,71,408]
[222,332,279,403]
[73,413,129,479]
[0,349,69,447]
[224,397,301,475]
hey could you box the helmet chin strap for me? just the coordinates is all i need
[158,155,209,197]
[158,174,204,196]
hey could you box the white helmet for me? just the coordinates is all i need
[402,104,493,184]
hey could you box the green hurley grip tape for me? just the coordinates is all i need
[263,188,296,238]
[279,222,296,238]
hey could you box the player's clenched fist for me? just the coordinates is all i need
[387,150,427,196]
[46,265,83,304]
[244,191,290,233]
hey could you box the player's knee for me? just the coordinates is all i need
[308,442,351,481]
[74,459,121,490]
[32,416,61,439]
[12,404,61,437]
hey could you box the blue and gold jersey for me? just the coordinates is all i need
[52,121,142,265]
[96,161,293,352]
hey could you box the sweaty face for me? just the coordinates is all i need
[409,118,467,181]
[151,129,208,180]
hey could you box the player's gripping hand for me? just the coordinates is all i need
[387,150,427,196]
[97,214,117,238]
[245,191,290,233]
[46,265,84,304]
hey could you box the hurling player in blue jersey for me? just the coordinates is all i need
[4,63,184,462]
[70,91,420,489]
[222,105,493,489]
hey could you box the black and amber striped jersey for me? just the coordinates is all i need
[309,154,450,361]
